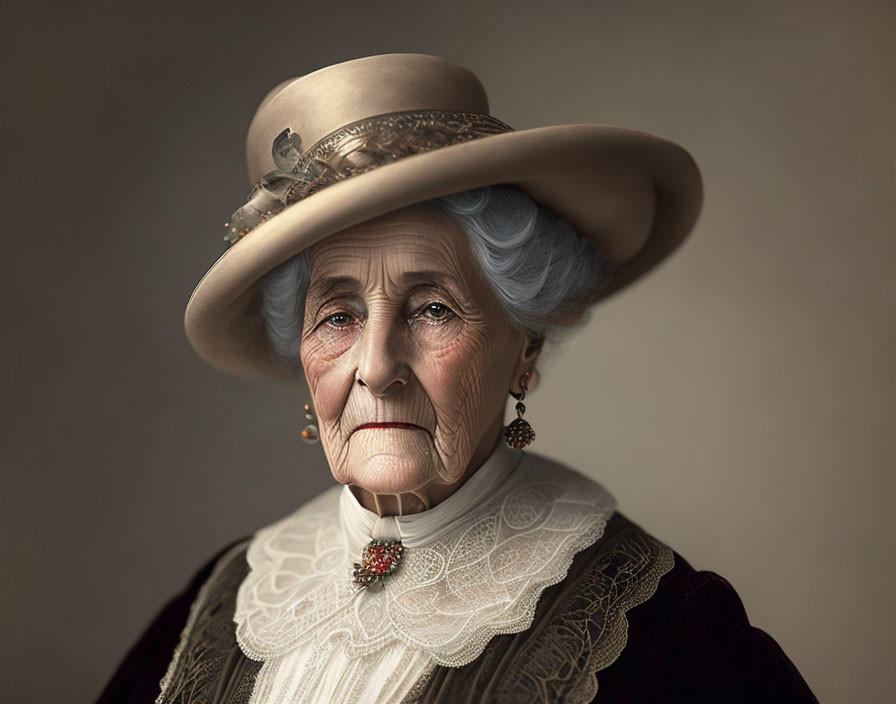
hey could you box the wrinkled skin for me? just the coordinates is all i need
[300,206,540,516]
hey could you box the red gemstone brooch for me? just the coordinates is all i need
[352,539,404,588]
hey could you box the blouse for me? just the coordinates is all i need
[98,444,819,703]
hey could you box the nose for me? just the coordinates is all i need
[353,312,410,396]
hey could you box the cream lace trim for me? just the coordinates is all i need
[234,453,616,674]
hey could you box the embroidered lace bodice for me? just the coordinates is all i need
[232,443,616,703]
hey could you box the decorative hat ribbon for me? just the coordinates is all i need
[225,110,513,245]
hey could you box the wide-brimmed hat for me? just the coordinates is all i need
[185,53,702,379]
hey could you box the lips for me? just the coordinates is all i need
[353,422,426,433]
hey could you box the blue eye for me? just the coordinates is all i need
[422,302,453,320]
[326,312,353,327]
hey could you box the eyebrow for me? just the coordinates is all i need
[306,270,466,302]
[306,275,359,303]
[397,270,466,292]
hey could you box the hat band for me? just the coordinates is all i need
[225,109,515,245]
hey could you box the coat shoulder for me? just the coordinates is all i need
[592,517,819,703]
[418,511,818,703]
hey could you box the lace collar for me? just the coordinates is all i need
[234,446,617,667]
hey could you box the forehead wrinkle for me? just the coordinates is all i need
[310,221,480,301]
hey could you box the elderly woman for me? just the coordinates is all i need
[99,54,817,703]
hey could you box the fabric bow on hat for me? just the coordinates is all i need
[225,129,306,244]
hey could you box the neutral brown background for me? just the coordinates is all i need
[2,0,893,701]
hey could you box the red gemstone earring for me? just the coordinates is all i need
[503,371,536,449]
[301,402,319,443]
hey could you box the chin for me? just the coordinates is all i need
[338,431,442,495]
[347,455,436,495]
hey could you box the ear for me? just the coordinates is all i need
[510,336,544,395]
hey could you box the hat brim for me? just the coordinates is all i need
[184,124,702,379]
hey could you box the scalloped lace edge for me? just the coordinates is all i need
[573,542,675,704]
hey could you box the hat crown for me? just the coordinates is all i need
[245,54,490,184]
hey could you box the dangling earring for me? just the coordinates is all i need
[503,371,536,449]
[301,402,319,443]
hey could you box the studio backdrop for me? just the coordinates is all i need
[1,1,893,702]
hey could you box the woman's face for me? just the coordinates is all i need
[300,206,534,515]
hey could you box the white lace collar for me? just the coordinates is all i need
[234,445,617,668]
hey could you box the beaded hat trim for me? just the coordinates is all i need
[224,110,513,245]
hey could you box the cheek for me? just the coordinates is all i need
[300,338,352,423]
[423,327,507,421]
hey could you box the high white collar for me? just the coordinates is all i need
[339,440,523,551]
[235,445,616,671]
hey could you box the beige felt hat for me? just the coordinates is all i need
[185,53,702,380]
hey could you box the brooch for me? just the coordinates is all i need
[352,539,404,588]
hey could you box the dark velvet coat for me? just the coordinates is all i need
[97,513,817,703]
